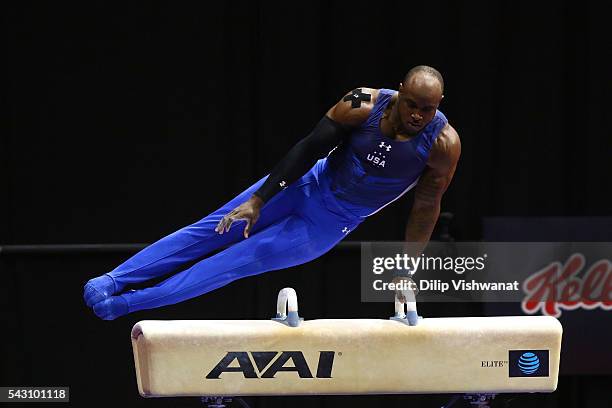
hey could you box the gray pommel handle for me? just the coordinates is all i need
[390,283,421,326]
[271,287,303,327]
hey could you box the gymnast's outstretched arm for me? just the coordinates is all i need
[215,87,376,238]
[214,116,347,238]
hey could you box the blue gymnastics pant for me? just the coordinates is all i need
[105,167,362,315]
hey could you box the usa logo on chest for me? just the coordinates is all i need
[366,141,391,168]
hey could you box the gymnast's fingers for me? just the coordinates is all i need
[214,218,223,233]
[214,216,227,233]
[216,213,233,234]
[395,288,406,303]
[224,216,235,233]
[243,218,252,238]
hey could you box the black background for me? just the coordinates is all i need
[2,1,611,407]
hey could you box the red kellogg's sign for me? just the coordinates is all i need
[522,253,612,317]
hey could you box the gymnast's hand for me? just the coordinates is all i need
[392,276,418,303]
[215,195,264,238]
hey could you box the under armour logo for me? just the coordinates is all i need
[379,142,392,152]
[279,180,287,188]
[342,227,349,234]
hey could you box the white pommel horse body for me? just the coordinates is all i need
[131,288,562,406]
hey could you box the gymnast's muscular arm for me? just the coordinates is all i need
[405,124,461,253]
[394,124,460,291]
[215,87,377,238]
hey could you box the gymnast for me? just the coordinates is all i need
[83,65,461,320]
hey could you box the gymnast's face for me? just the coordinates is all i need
[397,75,443,135]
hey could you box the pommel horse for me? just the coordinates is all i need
[131,288,562,407]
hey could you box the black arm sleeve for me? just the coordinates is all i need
[253,116,348,203]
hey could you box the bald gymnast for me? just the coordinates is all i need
[84,65,461,320]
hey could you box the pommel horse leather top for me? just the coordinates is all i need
[131,289,562,397]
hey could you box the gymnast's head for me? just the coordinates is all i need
[397,65,444,135]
